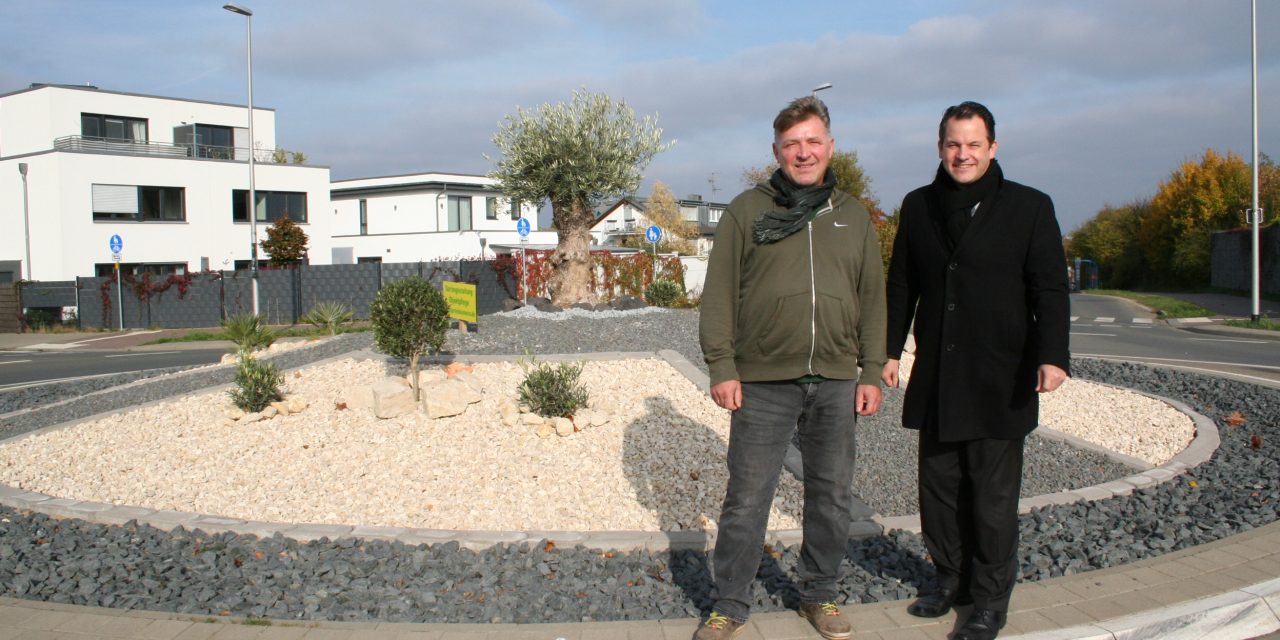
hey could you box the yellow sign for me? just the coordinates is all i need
[443,281,477,323]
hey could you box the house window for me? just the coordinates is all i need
[448,195,472,231]
[92,184,185,221]
[510,199,522,221]
[359,199,368,235]
[81,113,148,142]
[95,262,187,277]
[357,256,382,264]
[233,190,308,223]
[486,197,499,220]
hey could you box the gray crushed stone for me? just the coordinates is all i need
[0,309,1273,623]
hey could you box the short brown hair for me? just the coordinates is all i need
[939,101,996,143]
[773,96,830,137]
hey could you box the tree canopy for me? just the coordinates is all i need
[260,217,308,266]
[743,149,884,223]
[488,89,672,305]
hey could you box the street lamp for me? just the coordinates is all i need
[17,163,31,280]
[224,1,259,315]
[1249,0,1263,324]
[812,82,832,97]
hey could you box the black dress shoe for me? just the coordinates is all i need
[906,588,972,618]
[953,608,1007,640]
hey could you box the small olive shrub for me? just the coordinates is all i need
[229,355,283,413]
[370,277,451,399]
[222,313,275,354]
[302,300,354,335]
[518,359,591,419]
[644,279,683,307]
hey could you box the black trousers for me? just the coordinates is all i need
[917,429,1025,612]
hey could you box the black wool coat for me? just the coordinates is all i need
[885,175,1071,441]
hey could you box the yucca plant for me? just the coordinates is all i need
[302,300,354,336]
[221,312,275,354]
[229,355,282,413]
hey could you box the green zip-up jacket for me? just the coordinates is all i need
[699,182,887,387]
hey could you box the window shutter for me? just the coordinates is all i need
[92,184,138,213]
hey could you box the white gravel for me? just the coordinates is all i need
[0,355,1193,532]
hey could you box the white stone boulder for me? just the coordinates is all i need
[371,377,416,419]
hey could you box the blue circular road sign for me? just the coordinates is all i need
[645,225,662,243]
[517,218,531,237]
[109,234,123,253]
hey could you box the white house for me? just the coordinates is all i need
[0,83,331,283]
[329,172,556,263]
[592,194,726,255]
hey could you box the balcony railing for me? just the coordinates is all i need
[53,136,289,163]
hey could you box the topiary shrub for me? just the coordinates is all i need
[370,277,451,400]
[518,359,590,419]
[302,300,353,336]
[222,313,275,355]
[229,355,282,413]
[643,279,682,307]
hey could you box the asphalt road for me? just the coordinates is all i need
[0,347,224,391]
[1069,293,1280,388]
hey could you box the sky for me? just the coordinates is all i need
[3,0,1279,234]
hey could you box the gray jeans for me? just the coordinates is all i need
[710,379,858,622]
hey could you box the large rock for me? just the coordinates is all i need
[408,369,448,388]
[371,377,416,419]
[531,298,562,313]
[502,298,524,312]
[610,295,647,311]
[344,385,375,411]
[422,396,468,419]
[425,378,483,405]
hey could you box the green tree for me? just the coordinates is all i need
[370,277,451,400]
[1070,200,1148,289]
[1143,149,1251,286]
[260,217,309,266]
[743,149,884,223]
[488,89,673,306]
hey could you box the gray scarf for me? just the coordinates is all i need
[752,168,836,245]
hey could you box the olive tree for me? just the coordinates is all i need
[488,89,672,305]
[369,277,451,400]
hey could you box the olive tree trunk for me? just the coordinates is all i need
[547,198,597,306]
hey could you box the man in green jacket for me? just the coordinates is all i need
[694,95,887,640]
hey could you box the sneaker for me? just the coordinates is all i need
[692,611,745,640]
[799,601,852,640]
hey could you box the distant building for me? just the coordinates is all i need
[0,83,331,282]
[328,172,553,263]
[591,193,725,255]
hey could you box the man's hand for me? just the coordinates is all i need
[881,359,900,388]
[1036,364,1068,393]
[710,380,742,411]
[855,384,882,416]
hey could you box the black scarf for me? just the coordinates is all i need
[752,168,836,245]
[933,158,1002,247]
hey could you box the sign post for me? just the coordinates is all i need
[109,234,124,330]
[517,217,531,305]
[645,224,662,276]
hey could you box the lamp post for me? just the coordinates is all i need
[812,82,832,97]
[224,2,259,315]
[17,163,31,280]
[1249,0,1263,324]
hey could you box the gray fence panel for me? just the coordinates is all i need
[146,275,225,328]
[1212,226,1280,294]
[221,271,255,318]
[298,264,381,320]
[459,260,509,316]
[256,269,300,326]
[21,281,77,308]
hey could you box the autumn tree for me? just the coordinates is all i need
[260,217,308,266]
[743,149,884,223]
[1069,200,1149,289]
[488,89,672,306]
[620,181,698,254]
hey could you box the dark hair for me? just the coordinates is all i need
[938,101,995,143]
[773,96,830,137]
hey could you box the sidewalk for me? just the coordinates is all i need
[0,521,1274,639]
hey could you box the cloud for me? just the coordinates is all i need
[557,0,709,37]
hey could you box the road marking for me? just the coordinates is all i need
[1133,318,1153,324]
[1071,332,1116,337]
[1078,355,1280,389]
[0,360,32,366]
[1070,316,1080,322]
[104,351,180,358]
[71,330,163,344]
[1094,317,1115,323]
[1176,318,1212,324]
[1074,353,1280,371]
[1188,337,1270,344]
[18,343,77,350]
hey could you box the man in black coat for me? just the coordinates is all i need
[881,101,1070,640]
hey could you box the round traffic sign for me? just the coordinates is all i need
[109,234,123,253]
[517,218,531,237]
[645,225,662,243]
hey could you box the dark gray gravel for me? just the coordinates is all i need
[0,310,1274,623]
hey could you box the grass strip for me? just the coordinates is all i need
[1085,290,1213,318]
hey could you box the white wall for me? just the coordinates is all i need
[330,230,559,263]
